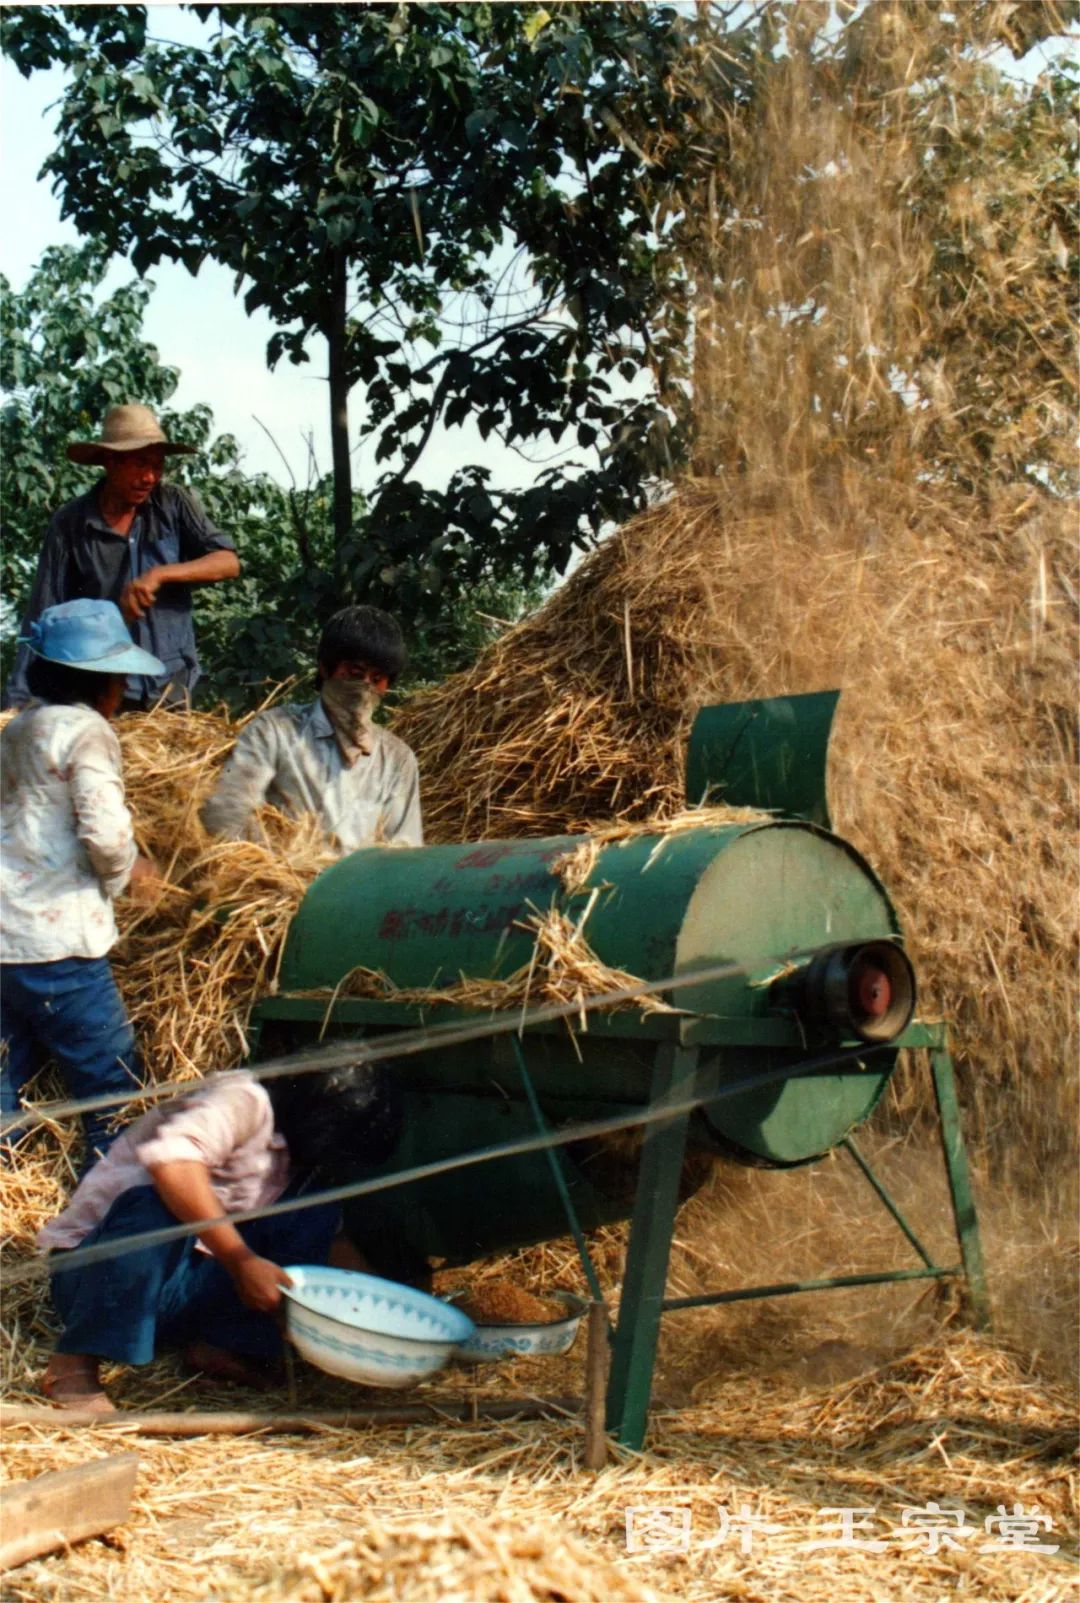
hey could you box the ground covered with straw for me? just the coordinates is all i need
[2,1317,1074,1602]
[4,1135,1076,1599]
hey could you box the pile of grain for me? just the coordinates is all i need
[451,1281,566,1326]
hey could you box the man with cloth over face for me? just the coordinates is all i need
[201,605,422,852]
[5,404,240,710]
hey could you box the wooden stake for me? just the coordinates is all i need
[583,1300,610,1471]
[0,1453,139,1571]
[0,1397,581,1437]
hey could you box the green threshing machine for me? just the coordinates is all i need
[249,692,987,1449]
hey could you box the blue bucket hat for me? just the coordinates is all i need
[21,600,167,677]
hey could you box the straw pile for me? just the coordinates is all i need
[108,708,336,1087]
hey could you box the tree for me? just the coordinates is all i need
[0,241,298,687]
[1,241,550,705]
[1,3,744,611]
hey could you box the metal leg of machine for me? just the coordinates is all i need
[930,1044,991,1329]
[606,1042,699,1451]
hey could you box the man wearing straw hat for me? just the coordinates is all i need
[1,599,165,1167]
[5,404,241,710]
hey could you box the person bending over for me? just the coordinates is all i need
[1,600,164,1166]
[201,606,421,852]
[39,1061,402,1412]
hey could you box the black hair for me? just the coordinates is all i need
[316,606,407,687]
[267,1061,403,1175]
[25,656,116,708]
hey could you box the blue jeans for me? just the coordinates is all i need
[0,956,143,1165]
[51,1184,341,1365]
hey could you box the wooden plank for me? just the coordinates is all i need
[0,1396,581,1437]
[583,1301,610,1471]
[0,1452,139,1571]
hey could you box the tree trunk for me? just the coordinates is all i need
[328,247,353,572]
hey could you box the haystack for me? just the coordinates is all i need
[393,476,1077,1161]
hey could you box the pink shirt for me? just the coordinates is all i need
[38,1072,291,1252]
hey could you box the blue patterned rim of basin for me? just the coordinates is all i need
[453,1291,589,1363]
[281,1266,476,1387]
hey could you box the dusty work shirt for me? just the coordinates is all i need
[201,699,423,852]
[38,1071,290,1252]
[5,481,236,706]
[0,703,138,963]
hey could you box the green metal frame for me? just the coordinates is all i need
[602,1022,989,1450]
[252,996,988,1452]
[605,1042,700,1448]
[508,1035,605,1304]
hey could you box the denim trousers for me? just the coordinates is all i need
[0,955,143,1165]
[51,1183,341,1365]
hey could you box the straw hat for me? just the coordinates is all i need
[66,404,196,465]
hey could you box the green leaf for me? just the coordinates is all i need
[326,214,354,247]
[523,8,551,44]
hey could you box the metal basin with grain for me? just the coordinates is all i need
[282,1266,475,1387]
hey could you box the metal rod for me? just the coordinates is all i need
[583,1302,610,1471]
[25,1039,895,1289]
[660,1265,960,1312]
[509,1036,604,1303]
[0,1397,583,1436]
[841,1135,937,1269]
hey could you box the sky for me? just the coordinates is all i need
[0,4,575,491]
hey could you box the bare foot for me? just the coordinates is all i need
[327,1234,370,1273]
[182,1341,283,1391]
[42,1353,116,1414]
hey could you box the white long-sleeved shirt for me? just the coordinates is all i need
[0,702,137,962]
[201,699,422,852]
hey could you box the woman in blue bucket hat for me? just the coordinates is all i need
[1,599,165,1168]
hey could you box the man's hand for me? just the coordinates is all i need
[120,568,166,623]
[228,1252,293,1314]
[127,854,165,905]
[120,551,239,623]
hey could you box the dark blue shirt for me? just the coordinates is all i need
[5,481,236,706]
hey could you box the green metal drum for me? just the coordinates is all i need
[272,819,902,1167]
[244,693,989,1456]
